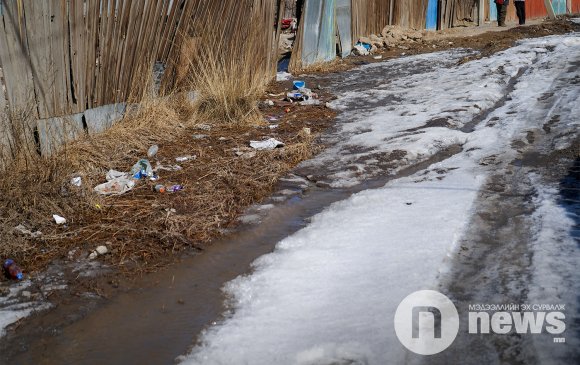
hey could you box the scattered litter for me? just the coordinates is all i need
[250,138,285,150]
[287,92,303,101]
[269,124,279,129]
[88,251,98,260]
[263,99,275,107]
[175,155,196,163]
[167,185,183,193]
[106,169,127,181]
[373,55,383,60]
[234,147,257,159]
[354,43,370,55]
[302,127,311,135]
[13,224,42,238]
[94,177,136,196]
[298,87,316,99]
[325,102,333,109]
[300,99,320,106]
[285,107,291,113]
[155,164,182,172]
[3,259,23,280]
[70,176,82,187]
[96,246,109,255]
[195,123,212,131]
[131,159,155,180]
[154,184,183,193]
[53,215,67,225]
[218,137,227,141]
[267,116,279,122]
[147,144,159,158]
[293,80,306,90]
[192,134,208,140]
[276,71,292,81]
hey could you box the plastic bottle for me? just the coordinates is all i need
[3,259,23,280]
[167,185,183,193]
[147,145,159,158]
[154,184,166,193]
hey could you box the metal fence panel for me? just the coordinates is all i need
[301,0,336,67]
[336,0,352,57]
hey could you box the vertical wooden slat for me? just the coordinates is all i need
[0,0,36,117]
[70,0,86,111]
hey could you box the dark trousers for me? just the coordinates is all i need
[515,2,526,25]
[496,3,508,26]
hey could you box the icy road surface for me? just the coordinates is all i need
[181,34,580,365]
[181,35,580,364]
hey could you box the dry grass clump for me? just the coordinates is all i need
[186,16,273,126]
[293,58,350,74]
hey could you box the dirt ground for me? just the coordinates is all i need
[0,17,579,343]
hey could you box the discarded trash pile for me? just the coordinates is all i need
[354,25,425,55]
[0,97,334,277]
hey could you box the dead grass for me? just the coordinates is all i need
[292,58,351,74]
[0,78,333,276]
[186,18,272,126]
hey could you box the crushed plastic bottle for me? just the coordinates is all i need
[167,185,183,193]
[3,259,23,280]
[130,159,155,179]
[147,145,159,158]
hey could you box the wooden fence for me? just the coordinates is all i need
[0,0,281,160]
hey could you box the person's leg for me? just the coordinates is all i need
[515,2,521,25]
[520,2,526,25]
[496,3,503,26]
[499,4,508,26]
[515,2,523,24]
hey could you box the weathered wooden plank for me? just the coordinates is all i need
[85,0,100,109]
[0,66,12,162]
[48,0,72,116]
[70,0,86,112]
[0,0,37,117]
[21,0,52,117]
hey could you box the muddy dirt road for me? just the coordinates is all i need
[1,23,580,365]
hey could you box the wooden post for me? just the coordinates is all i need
[478,0,485,26]
[544,0,556,19]
[389,0,394,25]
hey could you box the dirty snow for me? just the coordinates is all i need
[182,33,580,364]
[301,35,579,187]
[528,180,580,364]
[0,281,50,337]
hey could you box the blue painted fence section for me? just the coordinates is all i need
[301,0,337,67]
[426,0,438,30]
[489,0,498,21]
[552,0,567,14]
